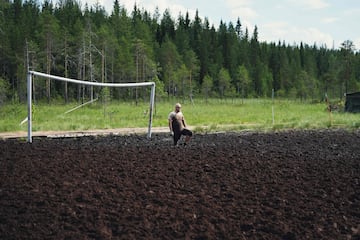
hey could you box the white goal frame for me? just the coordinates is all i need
[27,71,156,143]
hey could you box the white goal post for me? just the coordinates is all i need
[27,71,156,143]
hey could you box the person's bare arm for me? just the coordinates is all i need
[169,119,173,131]
[182,116,187,128]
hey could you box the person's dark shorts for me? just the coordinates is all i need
[173,128,192,145]
[181,128,192,136]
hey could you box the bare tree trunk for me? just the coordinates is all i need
[136,47,138,105]
[82,45,86,104]
[46,37,51,103]
[89,37,94,101]
[77,48,82,103]
[64,35,68,103]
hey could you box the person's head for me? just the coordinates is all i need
[175,103,181,112]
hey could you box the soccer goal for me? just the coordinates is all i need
[26,71,156,143]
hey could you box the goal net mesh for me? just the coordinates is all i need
[26,71,155,143]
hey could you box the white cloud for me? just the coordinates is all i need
[222,0,257,32]
[301,27,333,46]
[225,0,252,8]
[343,7,360,16]
[230,7,258,20]
[337,39,360,51]
[288,0,329,9]
[225,0,257,20]
[82,0,174,16]
[140,0,167,13]
[50,0,358,50]
[356,38,360,50]
[78,0,113,13]
[260,21,290,43]
[322,17,339,24]
[260,21,333,47]
[120,0,202,22]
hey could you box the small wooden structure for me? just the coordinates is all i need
[345,92,360,113]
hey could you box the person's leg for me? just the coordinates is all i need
[182,129,192,145]
[172,120,181,146]
[173,130,181,145]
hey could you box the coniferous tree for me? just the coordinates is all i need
[249,25,263,96]
[0,0,359,103]
[236,65,250,100]
[201,74,213,102]
[183,49,199,100]
[175,13,190,57]
[268,43,281,92]
[197,17,211,81]
[225,21,239,79]
[38,0,60,102]
[340,40,356,94]
[0,0,12,97]
[157,37,180,96]
[190,10,202,57]
[54,0,83,102]
[218,67,232,98]
[159,8,175,45]
[235,17,242,39]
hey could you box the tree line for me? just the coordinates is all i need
[0,0,359,105]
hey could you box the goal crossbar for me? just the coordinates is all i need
[27,71,156,143]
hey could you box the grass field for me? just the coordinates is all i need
[0,98,359,133]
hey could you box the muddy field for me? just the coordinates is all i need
[0,130,359,239]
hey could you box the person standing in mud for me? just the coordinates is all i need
[168,103,192,146]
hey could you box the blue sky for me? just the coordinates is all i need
[62,0,360,50]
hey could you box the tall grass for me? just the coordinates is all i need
[0,98,359,133]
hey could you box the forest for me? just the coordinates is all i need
[0,0,359,105]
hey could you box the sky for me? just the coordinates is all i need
[59,0,360,50]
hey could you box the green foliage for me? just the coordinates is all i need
[218,68,233,97]
[0,104,27,132]
[0,0,359,105]
[152,75,166,99]
[1,99,359,133]
[0,77,10,106]
[236,65,251,98]
[100,87,111,103]
[201,74,214,101]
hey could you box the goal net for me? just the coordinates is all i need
[26,71,155,143]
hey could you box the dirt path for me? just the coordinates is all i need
[0,127,170,139]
